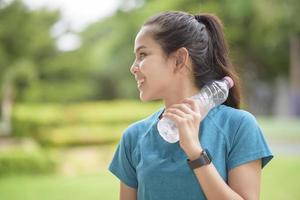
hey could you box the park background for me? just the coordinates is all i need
[0,0,299,199]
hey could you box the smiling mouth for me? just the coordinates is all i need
[137,78,145,88]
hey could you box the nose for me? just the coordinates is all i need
[130,62,139,74]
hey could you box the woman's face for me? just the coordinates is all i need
[130,26,177,101]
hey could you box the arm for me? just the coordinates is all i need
[191,153,261,200]
[120,182,137,200]
[228,159,261,199]
[163,98,262,200]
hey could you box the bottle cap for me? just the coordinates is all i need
[223,76,234,88]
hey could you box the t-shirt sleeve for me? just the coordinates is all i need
[108,130,138,188]
[227,112,273,171]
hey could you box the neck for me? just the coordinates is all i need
[162,81,200,109]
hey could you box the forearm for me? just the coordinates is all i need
[193,163,244,200]
[186,148,244,200]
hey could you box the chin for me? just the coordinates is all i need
[139,94,151,102]
[139,92,158,102]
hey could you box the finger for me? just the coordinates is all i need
[170,103,193,114]
[163,111,185,125]
[164,108,195,123]
[164,108,186,118]
[182,98,200,112]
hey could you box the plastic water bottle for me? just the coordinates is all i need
[157,76,234,143]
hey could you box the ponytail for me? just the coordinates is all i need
[195,14,241,108]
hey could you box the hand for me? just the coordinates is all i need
[162,98,203,159]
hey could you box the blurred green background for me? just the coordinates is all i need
[0,0,300,199]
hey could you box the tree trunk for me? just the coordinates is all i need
[289,34,300,116]
[0,79,14,136]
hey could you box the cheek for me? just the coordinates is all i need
[139,61,147,72]
[139,55,172,78]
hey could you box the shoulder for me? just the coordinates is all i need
[212,106,273,170]
[207,104,257,127]
[205,105,260,139]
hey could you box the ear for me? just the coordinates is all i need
[173,47,189,73]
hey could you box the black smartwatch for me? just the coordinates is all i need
[187,149,212,170]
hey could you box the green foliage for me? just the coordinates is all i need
[1,0,299,102]
[12,100,163,146]
[11,100,300,147]
[0,0,59,102]
[0,146,57,176]
[37,124,127,147]
[13,100,162,126]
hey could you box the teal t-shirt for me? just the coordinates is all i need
[109,105,273,200]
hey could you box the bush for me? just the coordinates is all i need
[12,100,163,146]
[37,124,128,147]
[0,139,57,176]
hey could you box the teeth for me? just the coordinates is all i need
[137,78,145,85]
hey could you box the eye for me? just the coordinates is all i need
[139,52,147,59]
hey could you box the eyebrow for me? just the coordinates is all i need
[134,45,147,54]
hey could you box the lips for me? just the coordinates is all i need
[137,78,145,88]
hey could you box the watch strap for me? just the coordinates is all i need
[187,149,212,169]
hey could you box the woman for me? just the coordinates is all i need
[109,11,273,200]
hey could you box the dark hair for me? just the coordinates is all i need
[143,11,241,108]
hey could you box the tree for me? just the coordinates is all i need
[0,0,59,135]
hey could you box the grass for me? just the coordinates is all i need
[0,171,119,200]
[261,156,300,199]
[0,156,299,200]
